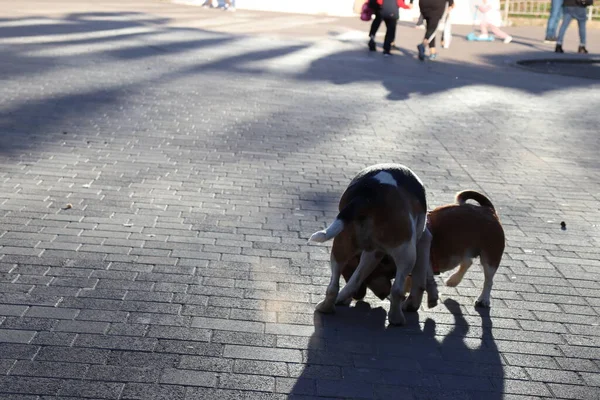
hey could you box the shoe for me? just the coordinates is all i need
[429,53,437,60]
[417,44,425,61]
[479,34,489,40]
[555,44,564,53]
[368,38,376,52]
[415,24,425,29]
[383,52,392,57]
[503,36,513,44]
[544,36,557,44]
[578,46,588,54]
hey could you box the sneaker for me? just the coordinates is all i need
[544,36,557,44]
[503,36,513,44]
[368,38,376,52]
[578,46,588,54]
[429,53,437,60]
[555,44,564,53]
[383,51,392,57]
[479,34,489,40]
[417,43,426,61]
[415,24,425,29]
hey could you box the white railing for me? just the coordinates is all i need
[501,0,599,21]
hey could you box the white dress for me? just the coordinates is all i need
[479,0,503,26]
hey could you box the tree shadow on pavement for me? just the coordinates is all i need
[289,299,504,400]
[298,47,598,101]
[0,11,308,156]
[2,10,598,161]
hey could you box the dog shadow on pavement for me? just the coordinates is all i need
[289,298,504,400]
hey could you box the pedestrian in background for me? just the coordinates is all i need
[477,0,513,43]
[417,0,453,60]
[544,0,564,43]
[368,0,412,55]
[555,0,590,53]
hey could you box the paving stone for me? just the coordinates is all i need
[11,360,86,380]
[223,345,302,363]
[0,329,35,344]
[159,368,217,387]
[57,380,124,399]
[179,355,233,372]
[54,320,110,334]
[121,383,187,400]
[35,346,110,364]
[85,365,161,383]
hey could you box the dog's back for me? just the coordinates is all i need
[310,163,427,249]
[345,164,425,246]
[428,190,505,274]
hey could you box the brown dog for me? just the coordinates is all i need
[308,164,432,326]
[342,190,505,308]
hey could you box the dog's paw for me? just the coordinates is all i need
[308,230,327,243]
[336,297,352,306]
[444,274,461,287]
[388,307,406,326]
[315,300,336,313]
[427,296,439,309]
[475,298,491,308]
[402,295,421,312]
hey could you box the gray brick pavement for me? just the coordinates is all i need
[1,0,600,399]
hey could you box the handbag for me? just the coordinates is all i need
[361,1,373,21]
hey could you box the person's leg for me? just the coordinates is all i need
[383,17,397,54]
[556,8,573,46]
[369,11,383,37]
[417,10,433,60]
[368,6,382,51]
[480,21,489,37]
[574,7,587,48]
[545,0,564,40]
[426,8,445,58]
[488,24,509,40]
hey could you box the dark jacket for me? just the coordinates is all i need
[370,0,408,18]
[562,0,586,7]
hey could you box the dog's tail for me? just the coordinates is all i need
[308,198,369,243]
[455,190,495,211]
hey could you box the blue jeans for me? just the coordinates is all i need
[545,0,564,38]
[557,6,587,46]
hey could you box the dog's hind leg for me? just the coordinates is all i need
[445,259,472,287]
[475,257,498,308]
[335,250,382,305]
[404,226,431,312]
[387,241,417,326]
[425,258,439,308]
